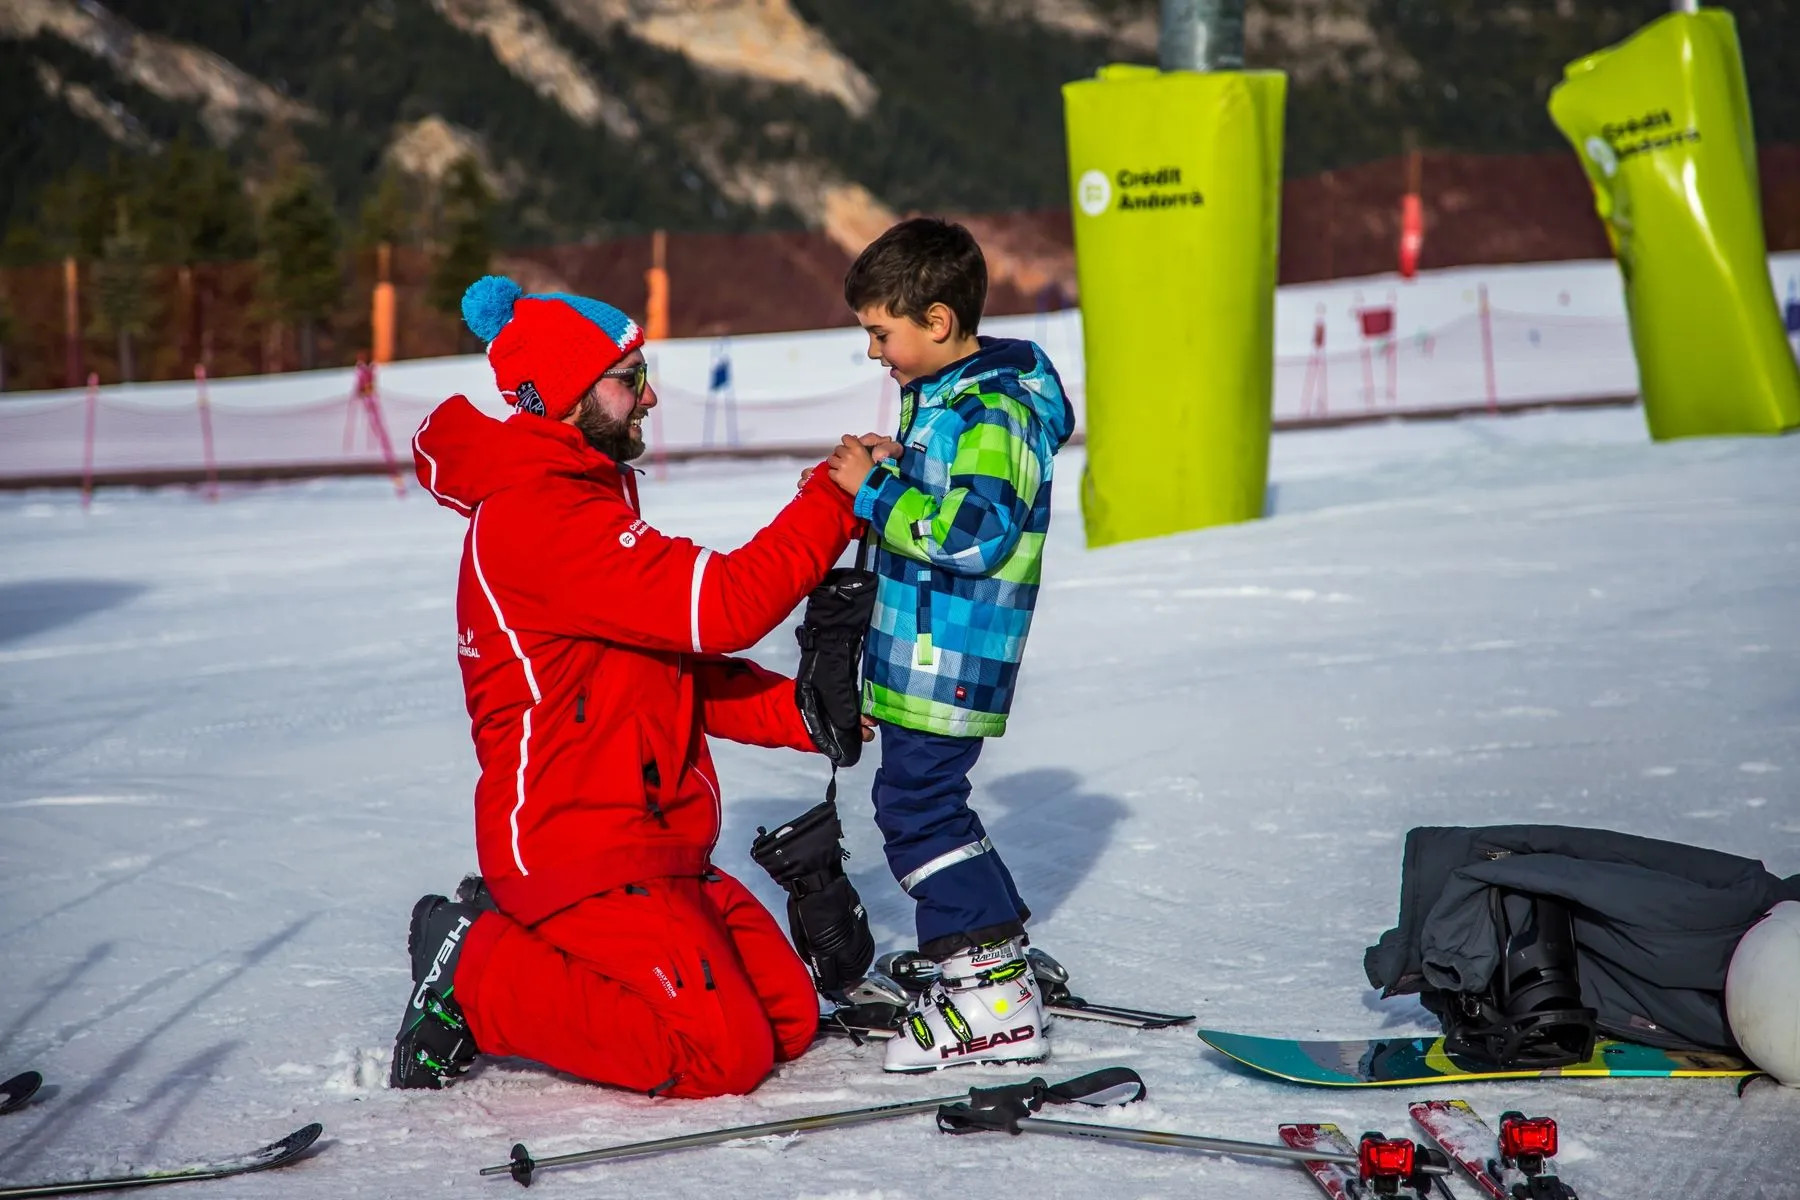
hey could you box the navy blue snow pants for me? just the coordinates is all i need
[871,722,1029,959]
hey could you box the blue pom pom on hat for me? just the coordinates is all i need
[462,275,523,344]
[460,276,645,421]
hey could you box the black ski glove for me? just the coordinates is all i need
[751,798,875,996]
[793,566,877,768]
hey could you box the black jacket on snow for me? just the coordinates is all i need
[1364,825,1800,1053]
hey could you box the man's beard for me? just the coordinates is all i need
[571,392,645,463]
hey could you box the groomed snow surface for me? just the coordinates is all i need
[1,405,1796,1198]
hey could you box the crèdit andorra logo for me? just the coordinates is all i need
[1077,166,1203,216]
[1077,169,1111,216]
[1591,108,1699,174]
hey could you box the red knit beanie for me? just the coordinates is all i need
[461,276,645,420]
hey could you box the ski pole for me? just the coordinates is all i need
[484,1066,1144,1186]
[1004,1117,1451,1174]
[938,1103,1452,1177]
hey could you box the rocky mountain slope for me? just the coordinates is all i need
[3,0,1795,252]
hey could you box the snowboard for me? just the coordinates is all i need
[1198,1029,1755,1087]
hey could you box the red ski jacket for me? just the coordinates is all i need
[413,396,860,925]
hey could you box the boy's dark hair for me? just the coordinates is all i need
[843,217,987,336]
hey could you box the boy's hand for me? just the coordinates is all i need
[860,714,876,743]
[827,434,877,496]
[858,432,904,464]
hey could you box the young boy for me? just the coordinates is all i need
[824,218,1075,1072]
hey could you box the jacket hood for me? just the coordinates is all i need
[916,336,1075,450]
[412,394,623,514]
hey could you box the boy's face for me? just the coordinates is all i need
[857,302,954,387]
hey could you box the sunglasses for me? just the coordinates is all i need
[600,362,649,398]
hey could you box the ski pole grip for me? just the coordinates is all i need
[1045,1066,1147,1108]
[964,1076,1049,1114]
[936,1097,1029,1136]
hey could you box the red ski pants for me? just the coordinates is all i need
[453,870,818,1099]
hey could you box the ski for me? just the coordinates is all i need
[1279,1123,1363,1200]
[1042,994,1193,1029]
[938,1102,1450,1194]
[1,1072,42,1116]
[1026,948,1193,1028]
[0,1123,322,1198]
[1410,1100,1578,1200]
[1278,1123,1453,1200]
[822,948,1193,1037]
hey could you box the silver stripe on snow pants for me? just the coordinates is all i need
[898,837,994,895]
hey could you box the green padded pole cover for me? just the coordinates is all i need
[1063,65,1287,548]
[1549,10,1800,439]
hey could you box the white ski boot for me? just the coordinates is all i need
[882,937,1045,1073]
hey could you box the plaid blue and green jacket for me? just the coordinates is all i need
[853,337,1075,738]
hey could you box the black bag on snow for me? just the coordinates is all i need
[1366,825,1800,1062]
[793,554,877,768]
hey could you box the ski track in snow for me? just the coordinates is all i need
[0,406,1797,1196]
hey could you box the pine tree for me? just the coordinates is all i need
[7,162,132,265]
[260,165,342,370]
[129,137,259,374]
[143,136,259,265]
[357,168,417,251]
[428,156,494,346]
[90,200,153,383]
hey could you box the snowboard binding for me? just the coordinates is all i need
[1440,892,1597,1069]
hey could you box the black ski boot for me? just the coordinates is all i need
[390,894,483,1090]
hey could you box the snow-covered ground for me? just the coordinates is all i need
[1,406,1796,1198]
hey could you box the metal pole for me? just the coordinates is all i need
[1160,0,1244,72]
[1014,1117,1451,1175]
[1672,1,1698,12]
[480,1094,951,1179]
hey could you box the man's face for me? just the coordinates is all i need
[857,304,942,387]
[569,351,656,463]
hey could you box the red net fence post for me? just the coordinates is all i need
[79,371,99,508]
[196,365,219,502]
[1355,293,1397,411]
[1300,304,1328,418]
[355,357,406,498]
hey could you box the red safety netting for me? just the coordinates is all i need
[1273,303,1637,421]
[0,375,422,486]
[0,302,1652,490]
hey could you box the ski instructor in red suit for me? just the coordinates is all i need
[392,276,863,1098]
